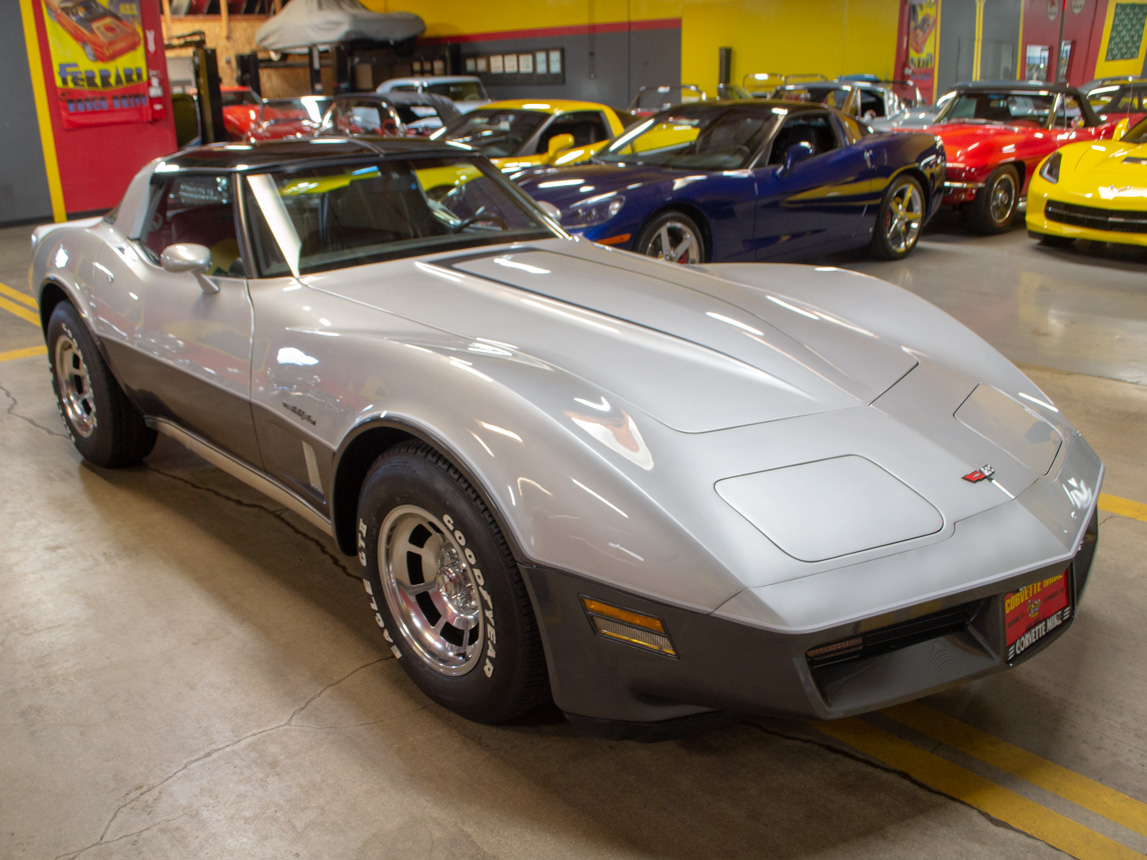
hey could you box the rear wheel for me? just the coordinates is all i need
[356,442,548,723]
[967,164,1020,234]
[869,174,924,260]
[635,211,706,264]
[47,303,156,467]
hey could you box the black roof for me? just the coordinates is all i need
[159,136,471,172]
[951,79,1086,95]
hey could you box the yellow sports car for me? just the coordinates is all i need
[430,99,626,172]
[1026,116,1147,248]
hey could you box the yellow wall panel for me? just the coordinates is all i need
[1092,0,1147,80]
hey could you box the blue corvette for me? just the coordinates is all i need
[515,101,946,262]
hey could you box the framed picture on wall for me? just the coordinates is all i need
[535,50,548,74]
[476,56,488,73]
[490,55,504,73]
[549,50,562,74]
[519,53,533,73]
[504,54,518,73]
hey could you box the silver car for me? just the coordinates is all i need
[31,137,1102,737]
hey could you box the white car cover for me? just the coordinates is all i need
[255,0,425,52]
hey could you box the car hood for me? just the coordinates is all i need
[924,121,1033,160]
[304,239,917,433]
[516,163,682,208]
[1057,138,1147,191]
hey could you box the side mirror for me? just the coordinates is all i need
[161,243,218,294]
[776,142,814,177]
[1113,117,1130,140]
[537,200,561,223]
[546,133,576,157]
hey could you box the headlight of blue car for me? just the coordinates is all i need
[563,194,625,229]
[1039,151,1061,184]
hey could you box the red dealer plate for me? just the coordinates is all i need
[1005,569,1072,664]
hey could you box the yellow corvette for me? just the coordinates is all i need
[1027,117,1147,248]
[429,99,626,172]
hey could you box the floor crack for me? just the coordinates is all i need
[746,722,1069,854]
[0,379,69,439]
[146,466,361,581]
[58,657,385,858]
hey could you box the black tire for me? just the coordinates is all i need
[967,164,1020,234]
[83,43,96,63]
[869,174,925,260]
[356,441,548,723]
[634,211,706,264]
[47,303,156,468]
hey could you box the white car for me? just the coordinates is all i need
[376,75,492,131]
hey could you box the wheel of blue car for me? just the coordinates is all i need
[356,442,549,723]
[635,211,706,264]
[46,303,156,468]
[967,164,1020,234]
[869,174,924,260]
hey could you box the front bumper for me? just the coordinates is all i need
[522,436,1102,735]
[1026,178,1147,247]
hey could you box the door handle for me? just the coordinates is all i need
[863,149,874,170]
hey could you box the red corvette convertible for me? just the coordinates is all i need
[902,82,1119,233]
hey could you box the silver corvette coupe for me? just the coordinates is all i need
[31,138,1102,737]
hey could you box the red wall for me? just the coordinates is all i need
[32,0,177,215]
[1020,0,1109,86]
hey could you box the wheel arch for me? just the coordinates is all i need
[330,416,526,563]
[637,203,712,262]
[38,280,72,337]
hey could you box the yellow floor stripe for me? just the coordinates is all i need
[1099,493,1147,523]
[0,282,38,309]
[0,345,47,362]
[0,295,40,326]
[814,718,1143,860]
[884,702,1147,837]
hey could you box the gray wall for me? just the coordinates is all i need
[0,3,54,225]
[937,0,1021,92]
[463,27,681,109]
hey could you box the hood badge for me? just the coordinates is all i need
[963,465,995,483]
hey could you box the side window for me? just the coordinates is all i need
[138,175,244,277]
[1056,95,1083,128]
[767,113,839,165]
[859,90,884,118]
[538,111,609,151]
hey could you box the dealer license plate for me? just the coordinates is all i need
[1005,569,1072,664]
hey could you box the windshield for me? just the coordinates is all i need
[1089,84,1147,113]
[1124,116,1147,143]
[778,85,853,110]
[222,89,259,108]
[425,81,487,101]
[434,109,549,157]
[259,98,332,125]
[629,86,707,113]
[597,106,777,170]
[243,157,557,277]
[937,91,1056,126]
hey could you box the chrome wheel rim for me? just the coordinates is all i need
[883,182,923,253]
[378,505,484,676]
[645,219,701,264]
[54,332,97,439]
[988,174,1017,225]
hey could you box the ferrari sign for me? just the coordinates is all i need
[42,0,151,128]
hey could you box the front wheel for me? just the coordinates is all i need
[869,174,924,260]
[967,164,1020,234]
[356,442,548,723]
[635,211,706,264]
[47,303,156,467]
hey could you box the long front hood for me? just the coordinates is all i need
[304,239,918,432]
[516,163,673,207]
[1056,139,1147,201]
[926,121,1032,162]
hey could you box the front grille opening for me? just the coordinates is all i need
[806,599,984,670]
[1045,200,1147,234]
